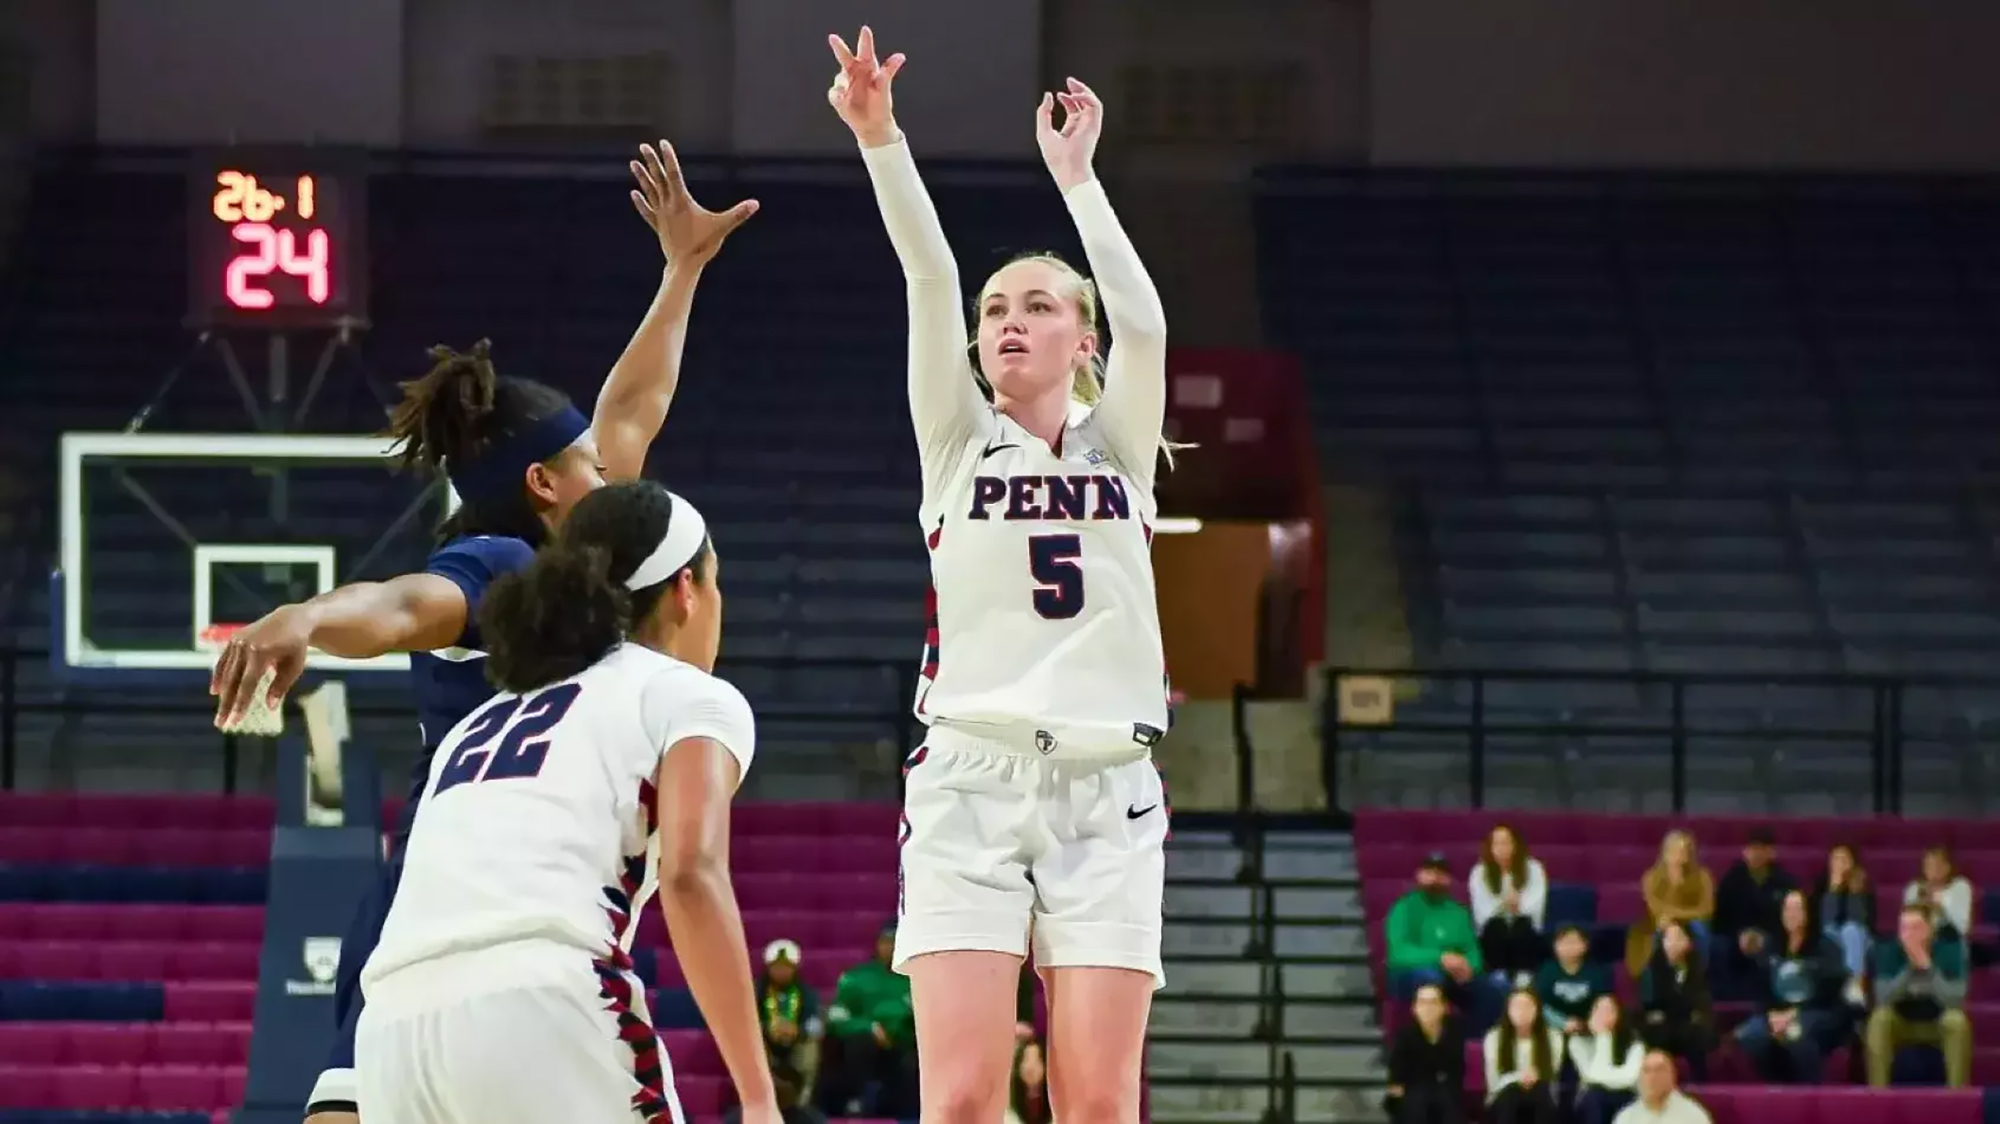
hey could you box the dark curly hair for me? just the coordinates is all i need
[479,481,712,693]
[383,339,579,546]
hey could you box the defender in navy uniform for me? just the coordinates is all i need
[209,142,756,1124]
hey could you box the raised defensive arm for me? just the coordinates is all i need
[593,141,758,482]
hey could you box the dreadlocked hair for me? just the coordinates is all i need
[382,340,579,546]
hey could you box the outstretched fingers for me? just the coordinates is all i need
[719,199,760,236]
[650,140,688,201]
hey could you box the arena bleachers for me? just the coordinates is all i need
[1357,809,2000,1116]
[1256,170,2000,669]
[1255,170,2000,817]
[0,793,897,1122]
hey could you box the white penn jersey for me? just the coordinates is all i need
[916,400,1170,756]
[857,137,1174,761]
[363,644,756,990]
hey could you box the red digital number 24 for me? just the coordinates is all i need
[225,223,330,310]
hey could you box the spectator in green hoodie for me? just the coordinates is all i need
[817,922,916,1117]
[1387,853,1498,1029]
[1535,925,1611,1037]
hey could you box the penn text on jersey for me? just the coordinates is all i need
[967,474,1131,522]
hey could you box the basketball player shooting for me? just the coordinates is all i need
[205,142,755,1124]
[829,26,1173,1124]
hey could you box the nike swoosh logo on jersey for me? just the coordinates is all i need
[1126,803,1158,819]
[981,443,1020,459]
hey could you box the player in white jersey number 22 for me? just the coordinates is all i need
[354,480,779,1124]
[831,27,1176,1124]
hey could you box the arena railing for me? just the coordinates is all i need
[0,645,919,792]
[1307,666,2000,816]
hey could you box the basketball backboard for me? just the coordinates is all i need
[54,431,453,687]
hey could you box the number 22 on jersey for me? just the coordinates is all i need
[433,683,582,796]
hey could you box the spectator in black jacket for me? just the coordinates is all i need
[1639,921,1713,1081]
[1712,827,1796,999]
[1809,843,1875,995]
[1731,890,1848,1083]
[1387,983,1466,1124]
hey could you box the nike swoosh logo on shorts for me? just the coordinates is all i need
[1126,804,1158,819]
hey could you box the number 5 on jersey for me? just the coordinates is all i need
[434,683,582,796]
[1030,534,1084,619]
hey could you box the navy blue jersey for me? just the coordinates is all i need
[410,534,538,749]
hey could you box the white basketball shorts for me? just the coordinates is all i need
[355,944,685,1124]
[894,725,1168,987]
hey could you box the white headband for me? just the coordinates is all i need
[624,492,709,591]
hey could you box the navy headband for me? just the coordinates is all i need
[447,405,590,503]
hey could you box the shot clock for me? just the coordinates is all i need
[187,151,369,328]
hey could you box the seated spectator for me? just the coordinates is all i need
[817,922,916,1117]
[1611,1049,1712,1124]
[1810,842,1875,991]
[1386,853,1496,1026]
[1471,823,1550,986]
[1570,995,1642,1124]
[1624,831,1714,979]
[758,939,823,1106]
[1905,845,1974,951]
[1732,889,1847,1083]
[1534,924,1610,1038]
[1005,1037,1051,1124]
[1483,988,1561,1124]
[1638,921,1713,1081]
[1386,982,1466,1124]
[1711,826,1794,997]
[1866,904,1972,1088]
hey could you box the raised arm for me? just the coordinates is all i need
[592,141,758,482]
[1039,79,1168,489]
[830,29,989,498]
